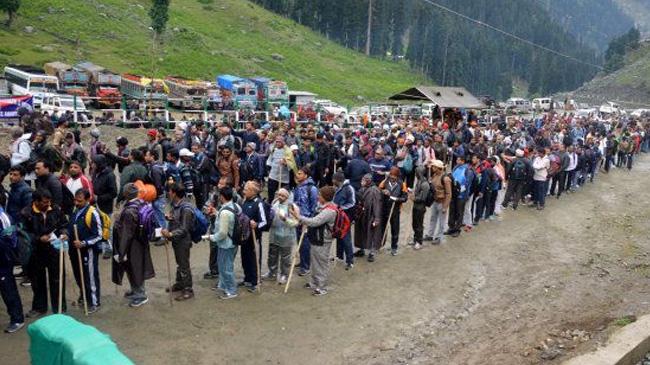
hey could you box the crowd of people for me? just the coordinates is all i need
[0,108,647,334]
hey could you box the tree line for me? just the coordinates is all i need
[251,0,600,99]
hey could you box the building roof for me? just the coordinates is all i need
[389,86,485,109]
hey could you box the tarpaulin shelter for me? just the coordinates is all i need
[388,86,485,109]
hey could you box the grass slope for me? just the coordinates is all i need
[0,0,425,106]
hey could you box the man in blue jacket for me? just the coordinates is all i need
[333,172,355,269]
[7,166,32,224]
[293,167,319,276]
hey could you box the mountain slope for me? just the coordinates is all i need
[563,40,650,107]
[0,0,425,105]
[613,0,650,36]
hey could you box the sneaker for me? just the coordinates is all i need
[87,306,99,314]
[353,250,365,257]
[298,269,310,277]
[432,238,441,245]
[422,236,433,242]
[390,249,398,256]
[26,310,46,319]
[345,263,354,271]
[407,241,415,246]
[4,322,24,334]
[277,275,288,285]
[537,205,544,211]
[165,284,183,293]
[129,297,149,308]
[237,281,252,287]
[124,291,135,299]
[261,272,276,281]
[304,282,314,289]
[312,288,328,296]
[102,250,112,260]
[247,286,258,293]
[451,231,461,238]
[220,292,238,300]
[367,254,376,263]
[203,272,218,280]
[20,279,31,287]
[414,243,422,250]
[174,289,194,301]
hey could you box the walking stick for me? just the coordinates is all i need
[164,240,174,306]
[284,228,307,294]
[252,229,261,291]
[73,226,89,316]
[58,238,64,314]
[380,201,396,248]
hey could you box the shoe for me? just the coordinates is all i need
[102,250,112,260]
[4,322,24,333]
[537,205,544,211]
[443,230,453,236]
[451,231,461,238]
[422,236,433,242]
[312,288,328,296]
[26,310,46,319]
[237,281,252,287]
[165,284,183,293]
[153,241,166,247]
[304,282,314,289]
[407,241,415,246]
[414,243,422,250]
[298,269,310,277]
[20,279,31,287]
[174,289,194,301]
[124,291,135,299]
[261,272,276,281]
[129,297,149,307]
[367,254,375,262]
[219,292,238,300]
[87,306,99,314]
[345,263,354,271]
[277,275,287,284]
[203,272,218,280]
[353,250,365,257]
[390,249,398,256]
[472,220,479,226]
[247,286,258,293]
[432,238,441,245]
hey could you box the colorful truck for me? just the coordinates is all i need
[43,62,90,102]
[216,75,257,109]
[74,62,122,108]
[250,77,289,111]
[164,76,211,110]
[120,74,167,108]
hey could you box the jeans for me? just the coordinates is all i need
[427,202,447,240]
[208,245,219,275]
[534,180,547,207]
[152,196,168,229]
[0,271,24,324]
[217,246,238,295]
[336,230,354,265]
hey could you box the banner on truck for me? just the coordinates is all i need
[0,95,33,119]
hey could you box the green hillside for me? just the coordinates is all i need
[0,0,425,106]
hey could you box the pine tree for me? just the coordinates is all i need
[149,0,170,37]
[0,0,20,27]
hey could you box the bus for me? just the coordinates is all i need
[4,65,59,98]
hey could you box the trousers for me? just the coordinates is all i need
[411,203,426,244]
[69,246,101,307]
[172,240,193,290]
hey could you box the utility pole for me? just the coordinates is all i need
[365,0,373,56]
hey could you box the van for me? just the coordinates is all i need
[506,98,531,113]
[532,98,552,111]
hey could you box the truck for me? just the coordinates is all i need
[250,77,288,111]
[216,75,257,109]
[164,76,210,110]
[43,62,90,102]
[120,74,167,109]
[74,62,122,108]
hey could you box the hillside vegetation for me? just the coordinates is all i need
[0,0,425,106]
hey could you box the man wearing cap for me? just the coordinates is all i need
[424,160,452,244]
[332,172,355,269]
[146,129,164,163]
[178,148,198,200]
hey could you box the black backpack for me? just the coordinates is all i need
[424,180,435,207]
[222,204,251,246]
[510,159,527,180]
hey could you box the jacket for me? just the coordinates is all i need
[118,161,148,200]
[210,201,236,249]
[168,198,194,245]
[93,167,117,214]
[378,178,408,208]
[112,199,155,286]
[294,178,319,217]
[239,152,264,183]
[20,204,67,252]
[217,155,240,189]
[300,203,337,246]
[35,173,63,207]
[7,180,32,224]
[241,197,268,238]
[269,201,299,247]
[412,167,430,205]
[333,180,356,218]
[344,158,371,191]
[68,204,102,248]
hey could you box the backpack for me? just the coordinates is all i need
[222,204,251,246]
[402,153,414,173]
[424,180,436,207]
[324,204,351,240]
[0,210,19,263]
[257,197,274,232]
[136,202,159,242]
[548,154,561,177]
[510,159,527,180]
[451,165,471,200]
[85,206,111,241]
[181,202,209,243]
[18,140,37,172]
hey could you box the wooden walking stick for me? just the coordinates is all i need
[164,240,174,306]
[284,228,307,294]
[252,229,261,291]
[380,201,396,248]
[73,225,89,316]
[58,237,64,314]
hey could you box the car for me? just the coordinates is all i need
[40,94,88,114]
[314,99,348,116]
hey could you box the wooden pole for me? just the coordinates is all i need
[284,228,307,294]
[252,229,261,291]
[380,201,396,248]
[58,238,64,314]
[73,226,89,316]
[164,241,174,306]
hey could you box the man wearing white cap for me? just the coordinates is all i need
[424,160,452,244]
[178,148,197,200]
[501,149,532,210]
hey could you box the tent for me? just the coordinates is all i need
[389,86,485,109]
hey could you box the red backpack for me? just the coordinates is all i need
[324,204,351,239]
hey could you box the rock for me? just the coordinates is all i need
[173,27,180,32]
[47,6,56,14]
[24,26,34,34]
[251,57,263,63]
[271,53,285,61]
[40,45,55,52]
[37,16,46,21]
[99,13,107,18]
[540,348,562,360]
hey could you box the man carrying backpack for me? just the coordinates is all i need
[445,155,476,238]
[209,187,239,300]
[111,183,155,308]
[424,160,452,244]
[0,195,25,333]
[161,183,195,301]
[239,181,268,292]
[293,167,319,276]
[144,149,167,232]
[501,149,532,210]
[68,189,103,314]
[410,166,431,250]
[332,172,355,269]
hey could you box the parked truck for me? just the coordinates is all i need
[120,73,167,109]
[250,77,288,111]
[216,75,257,109]
[44,62,90,102]
[164,76,210,110]
[74,62,122,108]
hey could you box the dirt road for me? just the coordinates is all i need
[2,146,649,364]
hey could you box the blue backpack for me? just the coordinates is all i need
[451,165,471,200]
[181,203,209,243]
